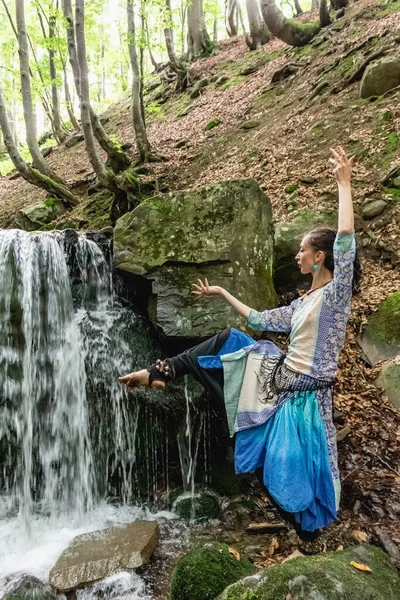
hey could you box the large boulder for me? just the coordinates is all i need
[14,198,66,231]
[49,520,159,592]
[218,544,400,600]
[170,542,256,600]
[114,179,276,338]
[360,57,400,99]
[357,293,400,365]
[375,361,400,409]
[274,209,337,291]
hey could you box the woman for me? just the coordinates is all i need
[119,147,360,534]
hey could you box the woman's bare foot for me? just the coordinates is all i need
[118,369,166,390]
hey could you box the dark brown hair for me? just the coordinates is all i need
[307,226,362,294]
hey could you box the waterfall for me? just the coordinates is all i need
[0,230,94,526]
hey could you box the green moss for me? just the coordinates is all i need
[376,0,400,16]
[206,118,222,131]
[174,494,222,522]
[220,75,246,90]
[170,543,256,600]
[367,293,400,346]
[287,19,321,47]
[385,132,400,152]
[221,545,400,600]
[378,109,393,126]
[285,184,299,194]
[43,196,59,209]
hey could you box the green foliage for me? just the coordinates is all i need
[170,543,256,600]
[285,183,299,194]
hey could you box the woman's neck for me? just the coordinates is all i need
[311,268,333,290]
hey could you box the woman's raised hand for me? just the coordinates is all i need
[192,278,222,296]
[329,146,354,186]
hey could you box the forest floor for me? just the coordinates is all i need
[1,0,400,570]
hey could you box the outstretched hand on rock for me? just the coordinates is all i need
[192,278,222,296]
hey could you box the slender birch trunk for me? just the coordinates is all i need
[0,82,78,206]
[227,0,238,37]
[294,0,303,15]
[75,0,116,189]
[15,0,68,183]
[62,0,129,172]
[49,11,67,142]
[127,0,151,162]
[163,0,188,88]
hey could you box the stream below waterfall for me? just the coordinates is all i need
[0,229,217,599]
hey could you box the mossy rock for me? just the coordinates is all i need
[375,361,400,408]
[173,493,222,522]
[170,542,256,600]
[360,57,400,98]
[3,575,56,600]
[285,183,299,194]
[274,209,337,292]
[218,544,400,600]
[14,198,66,232]
[357,292,400,365]
[206,118,222,131]
[114,179,276,338]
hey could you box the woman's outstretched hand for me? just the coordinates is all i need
[192,278,222,296]
[329,146,354,186]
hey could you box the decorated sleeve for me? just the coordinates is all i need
[246,299,299,332]
[328,231,356,307]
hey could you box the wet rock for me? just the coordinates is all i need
[2,574,56,600]
[170,542,255,600]
[173,493,222,522]
[218,545,400,599]
[274,209,337,292]
[360,57,400,98]
[49,520,159,592]
[114,179,276,338]
[14,198,66,231]
[362,199,387,219]
[375,361,400,409]
[357,292,400,365]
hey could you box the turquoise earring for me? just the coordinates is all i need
[313,264,319,271]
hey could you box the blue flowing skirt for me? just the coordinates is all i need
[199,329,338,532]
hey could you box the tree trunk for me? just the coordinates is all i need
[63,0,129,172]
[330,0,348,9]
[227,0,238,37]
[260,0,320,46]
[294,0,303,15]
[319,0,331,26]
[145,18,159,70]
[0,82,78,206]
[75,0,116,190]
[163,0,188,88]
[311,0,319,9]
[62,63,80,131]
[15,0,66,183]
[245,0,270,49]
[49,10,67,142]
[127,0,151,162]
[187,0,210,58]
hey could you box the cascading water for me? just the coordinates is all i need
[0,230,94,526]
[0,227,223,597]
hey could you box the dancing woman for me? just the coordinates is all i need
[119,147,360,534]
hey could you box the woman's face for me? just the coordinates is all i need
[295,235,321,274]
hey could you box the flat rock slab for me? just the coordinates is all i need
[49,520,159,592]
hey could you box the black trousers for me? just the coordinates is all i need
[170,329,320,540]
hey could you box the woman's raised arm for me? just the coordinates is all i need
[330,146,354,234]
